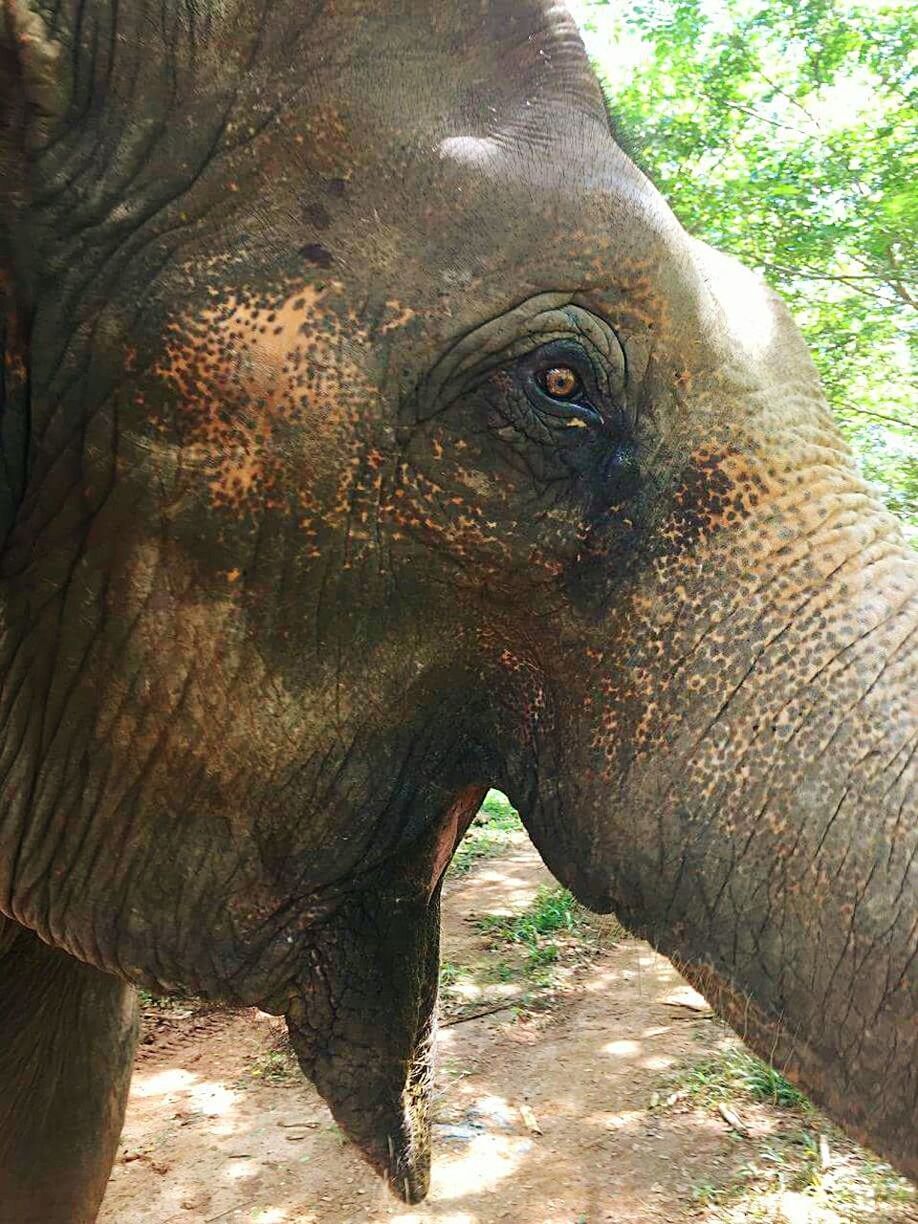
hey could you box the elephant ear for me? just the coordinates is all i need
[0,2,67,544]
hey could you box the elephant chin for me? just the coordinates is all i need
[285,1006,433,1203]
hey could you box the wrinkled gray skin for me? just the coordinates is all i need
[0,1,915,1219]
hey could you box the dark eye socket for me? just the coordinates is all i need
[538,366,582,401]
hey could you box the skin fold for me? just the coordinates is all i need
[0,1,914,1218]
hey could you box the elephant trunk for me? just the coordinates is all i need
[524,507,918,1177]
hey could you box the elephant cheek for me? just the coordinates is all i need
[283,883,442,1203]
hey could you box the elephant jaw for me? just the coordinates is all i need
[282,789,484,1202]
[282,865,443,1202]
[283,884,440,1202]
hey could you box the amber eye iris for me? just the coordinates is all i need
[540,366,581,400]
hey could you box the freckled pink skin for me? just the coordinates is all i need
[0,0,914,1215]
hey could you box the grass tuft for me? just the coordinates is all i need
[661,1047,810,1111]
[476,885,583,947]
[247,1043,298,1085]
[448,790,524,876]
[473,881,629,987]
[658,1047,915,1220]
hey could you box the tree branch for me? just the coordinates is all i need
[759,262,911,306]
[838,402,918,433]
[706,95,809,135]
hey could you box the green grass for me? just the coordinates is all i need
[478,789,522,828]
[438,959,463,989]
[684,1134,915,1221]
[474,884,595,985]
[473,881,628,988]
[734,1057,810,1109]
[246,1045,298,1084]
[484,960,517,983]
[660,1047,809,1111]
[477,885,582,945]
[657,1048,915,1220]
[136,987,203,1011]
[438,958,484,994]
[447,789,524,876]
[439,887,600,1010]
[444,793,627,1006]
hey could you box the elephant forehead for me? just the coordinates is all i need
[370,142,679,321]
[435,111,666,228]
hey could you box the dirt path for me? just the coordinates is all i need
[100,838,916,1224]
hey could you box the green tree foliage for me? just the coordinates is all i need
[573,0,917,528]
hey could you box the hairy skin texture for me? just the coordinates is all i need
[0,0,915,1217]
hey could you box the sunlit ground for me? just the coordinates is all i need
[102,831,915,1224]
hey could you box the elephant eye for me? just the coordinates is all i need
[538,365,582,401]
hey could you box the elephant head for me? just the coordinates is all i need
[0,0,914,1203]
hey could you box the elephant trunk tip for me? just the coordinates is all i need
[386,1134,431,1204]
[305,1083,433,1203]
[340,1087,432,1203]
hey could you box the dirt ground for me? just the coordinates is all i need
[99,836,916,1224]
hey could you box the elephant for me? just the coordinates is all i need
[0,0,915,1218]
